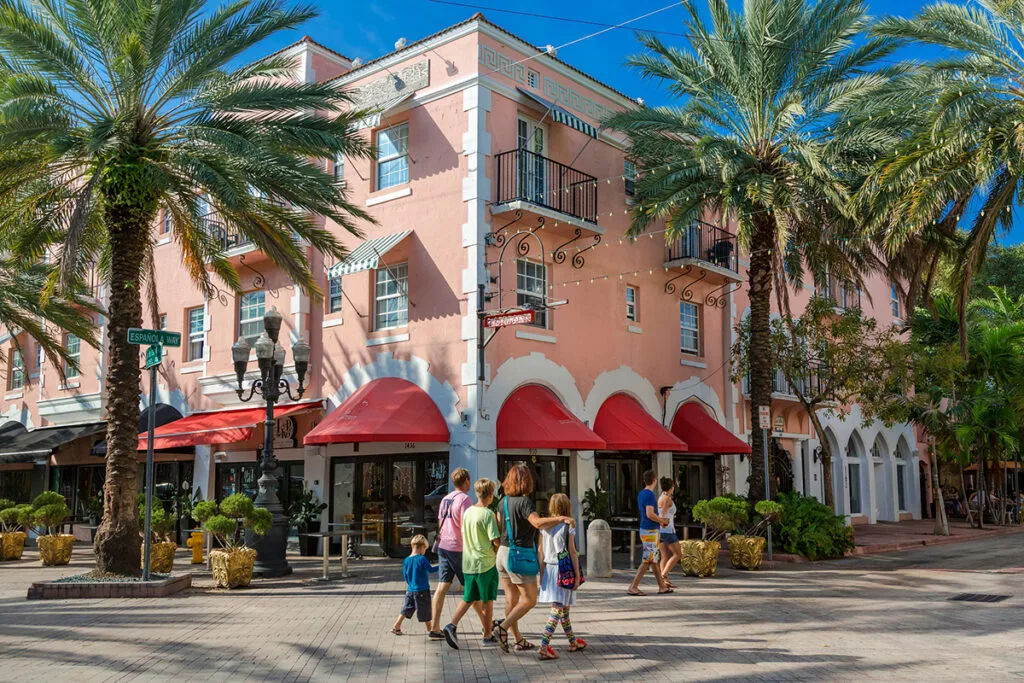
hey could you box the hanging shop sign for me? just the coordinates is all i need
[483,310,535,329]
[273,415,297,449]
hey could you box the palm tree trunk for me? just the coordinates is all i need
[93,206,149,575]
[960,464,974,527]
[931,459,948,536]
[808,409,835,510]
[747,214,774,501]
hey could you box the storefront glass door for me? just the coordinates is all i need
[595,453,653,523]
[498,455,568,516]
[672,456,715,523]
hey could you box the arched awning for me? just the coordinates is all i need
[670,403,751,454]
[304,377,449,445]
[138,400,322,451]
[594,393,687,452]
[497,384,605,450]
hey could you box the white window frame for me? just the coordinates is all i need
[625,286,637,322]
[376,123,409,190]
[527,69,540,89]
[680,302,700,355]
[328,276,344,314]
[159,314,167,330]
[516,259,547,328]
[890,282,901,318]
[9,348,24,390]
[64,334,81,379]
[374,263,409,331]
[624,159,637,198]
[187,307,205,362]
[238,291,266,346]
[162,209,172,234]
[333,153,345,184]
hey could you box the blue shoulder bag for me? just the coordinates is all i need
[503,497,539,575]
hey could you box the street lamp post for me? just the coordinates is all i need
[231,306,311,578]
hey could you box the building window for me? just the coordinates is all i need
[374,264,408,330]
[64,334,80,379]
[896,460,907,511]
[8,348,24,390]
[848,462,862,514]
[625,286,637,322]
[333,153,345,184]
[36,345,43,369]
[238,291,266,346]
[624,160,636,198]
[516,259,547,328]
[527,69,540,89]
[159,314,167,330]
[161,209,172,234]
[376,123,409,190]
[187,307,205,362]
[680,302,700,354]
[890,282,900,318]
[328,276,343,314]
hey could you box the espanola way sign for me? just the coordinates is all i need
[128,327,181,347]
[483,310,535,329]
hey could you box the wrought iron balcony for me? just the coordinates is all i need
[818,277,862,310]
[203,215,253,252]
[743,363,830,399]
[495,148,598,224]
[664,222,739,273]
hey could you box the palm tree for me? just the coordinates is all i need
[864,0,1024,352]
[607,0,898,500]
[0,0,374,575]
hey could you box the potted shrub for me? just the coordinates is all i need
[727,500,784,570]
[290,488,327,557]
[685,496,749,577]
[138,502,179,574]
[0,500,32,561]
[30,491,74,566]
[193,494,272,588]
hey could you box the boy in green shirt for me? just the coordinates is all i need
[442,478,500,650]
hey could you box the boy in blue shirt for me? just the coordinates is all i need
[392,535,438,635]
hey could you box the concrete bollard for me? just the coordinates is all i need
[586,519,613,578]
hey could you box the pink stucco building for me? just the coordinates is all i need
[0,14,929,552]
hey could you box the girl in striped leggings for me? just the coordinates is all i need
[537,494,587,660]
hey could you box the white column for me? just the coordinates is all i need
[573,450,597,554]
[911,450,922,520]
[193,445,213,501]
[655,451,672,482]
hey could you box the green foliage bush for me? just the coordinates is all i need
[137,502,178,542]
[32,491,66,508]
[192,500,218,523]
[0,504,32,531]
[289,488,327,532]
[220,493,255,520]
[0,498,15,511]
[692,496,749,540]
[194,495,270,550]
[773,492,854,560]
[29,491,70,535]
[582,488,610,525]
[754,500,784,522]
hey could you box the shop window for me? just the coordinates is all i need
[374,264,408,330]
[516,259,547,328]
[680,302,700,355]
[238,290,265,346]
[0,469,31,503]
[64,333,81,379]
[8,348,24,390]
[187,307,205,361]
[328,275,343,314]
[376,123,409,190]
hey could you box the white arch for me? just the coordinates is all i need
[664,377,726,426]
[0,404,33,430]
[328,351,462,431]
[583,366,661,424]
[846,430,872,520]
[142,384,190,417]
[484,352,584,421]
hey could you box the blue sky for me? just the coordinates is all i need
[244,0,1020,244]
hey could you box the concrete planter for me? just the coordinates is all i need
[679,540,720,577]
[2,531,27,560]
[142,541,178,574]
[37,534,75,566]
[727,535,766,570]
[210,548,257,589]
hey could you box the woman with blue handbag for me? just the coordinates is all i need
[493,464,576,654]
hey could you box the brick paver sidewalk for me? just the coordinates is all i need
[0,538,1022,682]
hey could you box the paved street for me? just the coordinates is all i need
[0,536,1022,682]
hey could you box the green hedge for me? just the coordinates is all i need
[773,492,854,560]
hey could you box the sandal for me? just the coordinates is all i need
[568,638,587,653]
[494,622,510,653]
[626,589,646,596]
[539,645,559,660]
[658,588,674,594]
[391,628,403,635]
[515,639,536,651]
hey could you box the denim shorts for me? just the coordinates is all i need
[401,589,432,622]
[660,532,680,545]
[438,548,464,585]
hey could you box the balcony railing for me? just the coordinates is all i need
[819,277,862,310]
[665,222,739,273]
[203,216,253,252]
[743,364,830,398]
[495,148,598,224]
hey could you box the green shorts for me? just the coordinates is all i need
[463,567,499,603]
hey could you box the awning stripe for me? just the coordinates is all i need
[517,88,599,139]
[328,230,412,278]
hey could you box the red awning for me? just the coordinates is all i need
[304,377,449,445]
[497,385,606,450]
[594,393,688,452]
[137,401,322,451]
[671,403,751,454]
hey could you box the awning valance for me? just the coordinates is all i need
[671,403,751,455]
[517,88,599,139]
[304,377,449,445]
[327,230,412,278]
[0,421,106,464]
[138,400,322,451]
[497,384,606,451]
[357,90,415,129]
[594,393,688,452]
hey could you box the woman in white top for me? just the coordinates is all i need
[658,477,682,588]
[536,493,586,661]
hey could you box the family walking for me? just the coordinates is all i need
[392,465,586,660]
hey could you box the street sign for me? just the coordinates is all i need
[758,405,771,430]
[144,344,162,369]
[128,328,181,347]
[483,310,535,329]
